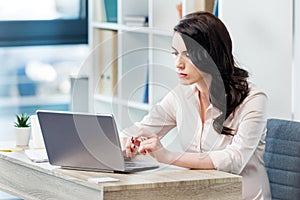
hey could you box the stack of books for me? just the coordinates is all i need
[124,15,148,27]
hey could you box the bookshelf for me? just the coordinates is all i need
[88,0,216,130]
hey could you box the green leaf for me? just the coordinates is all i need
[14,113,31,128]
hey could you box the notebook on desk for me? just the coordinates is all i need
[36,110,159,173]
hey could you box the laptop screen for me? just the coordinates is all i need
[37,110,125,171]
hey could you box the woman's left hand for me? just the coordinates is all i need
[137,134,170,163]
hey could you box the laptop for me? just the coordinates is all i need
[36,110,159,173]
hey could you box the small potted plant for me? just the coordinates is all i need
[14,113,31,146]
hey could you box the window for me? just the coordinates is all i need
[0,0,89,140]
[0,0,88,46]
[0,44,90,140]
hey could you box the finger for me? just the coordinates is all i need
[138,147,148,155]
[131,143,139,154]
[125,147,131,159]
[127,141,141,158]
[125,138,132,149]
[124,138,134,158]
[143,135,163,148]
[138,143,153,155]
[135,132,154,140]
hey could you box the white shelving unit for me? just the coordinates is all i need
[88,0,215,130]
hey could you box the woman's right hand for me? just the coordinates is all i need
[120,137,138,160]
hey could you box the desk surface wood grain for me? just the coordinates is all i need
[0,142,242,200]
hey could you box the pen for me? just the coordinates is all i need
[0,149,12,152]
[131,136,147,147]
[0,147,23,152]
[131,137,140,148]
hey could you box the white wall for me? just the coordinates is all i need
[294,0,300,121]
[219,0,294,120]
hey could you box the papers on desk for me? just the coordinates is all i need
[88,177,120,183]
[25,149,48,163]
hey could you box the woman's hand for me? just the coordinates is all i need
[120,137,138,160]
[121,134,171,163]
[138,134,171,163]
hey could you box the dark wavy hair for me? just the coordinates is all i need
[174,11,249,136]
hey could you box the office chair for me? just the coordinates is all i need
[264,118,300,200]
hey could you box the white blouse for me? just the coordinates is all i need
[122,84,271,200]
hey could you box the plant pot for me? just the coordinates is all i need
[15,127,31,146]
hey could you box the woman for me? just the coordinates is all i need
[121,12,271,200]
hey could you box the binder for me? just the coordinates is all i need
[213,0,219,17]
[104,0,118,23]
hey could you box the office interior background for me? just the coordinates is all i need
[0,0,299,137]
[0,0,300,139]
[0,0,299,199]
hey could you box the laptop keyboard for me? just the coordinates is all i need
[125,161,155,169]
[125,162,145,168]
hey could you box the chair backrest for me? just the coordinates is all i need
[264,118,300,200]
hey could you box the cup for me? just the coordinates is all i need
[30,115,45,149]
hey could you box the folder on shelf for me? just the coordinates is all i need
[213,0,219,17]
[93,0,106,22]
[98,65,118,96]
[143,63,149,103]
[93,30,118,96]
[124,15,148,27]
[194,0,216,14]
[104,0,118,23]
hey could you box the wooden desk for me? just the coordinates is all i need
[0,145,242,200]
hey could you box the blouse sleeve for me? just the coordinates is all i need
[120,89,177,138]
[209,91,268,174]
